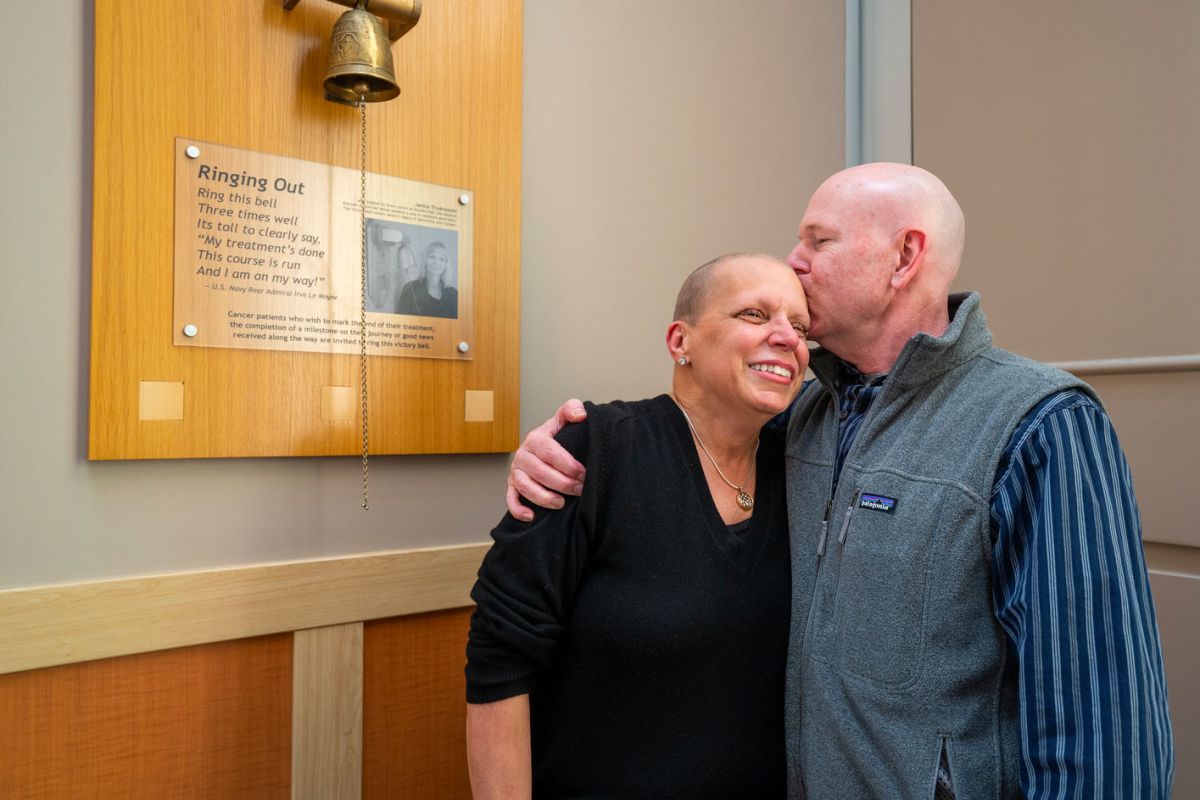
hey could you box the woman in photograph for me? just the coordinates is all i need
[465,253,810,799]
[396,240,458,318]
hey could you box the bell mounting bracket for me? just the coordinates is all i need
[283,0,422,42]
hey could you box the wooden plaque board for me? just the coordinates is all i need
[89,0,521,459]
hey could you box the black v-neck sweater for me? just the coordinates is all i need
[467,395,790,798]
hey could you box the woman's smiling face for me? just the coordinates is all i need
[681,255,810,418]
[424,244,449,279]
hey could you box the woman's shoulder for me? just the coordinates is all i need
[566,395,673,443]
[553,395,676,474]
[581,394,672,423]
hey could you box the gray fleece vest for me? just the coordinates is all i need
[784,293,1094,799]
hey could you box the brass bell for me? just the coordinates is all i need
[324,1,401,104]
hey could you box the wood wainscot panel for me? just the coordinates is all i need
[0,634,292,798]
[363,607,474,799]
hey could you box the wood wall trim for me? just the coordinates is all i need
[293,623,364,800]
[1052,354,1200,376]
[1145,541,1200,576]
[0,543,489,676]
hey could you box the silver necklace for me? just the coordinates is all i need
[671,396,757,511]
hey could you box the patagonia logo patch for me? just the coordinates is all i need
[858,493,897,514]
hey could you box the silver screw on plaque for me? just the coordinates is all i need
[185,146,200,159]
[183,324,198,337]
[458,341,470,353]
[458,194,471,206]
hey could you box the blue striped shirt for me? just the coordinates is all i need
[823,375,1174,798]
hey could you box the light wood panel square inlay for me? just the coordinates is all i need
[322,386,356,423]
[138,380,184,421]
[464,390,494,423]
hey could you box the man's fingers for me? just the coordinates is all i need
[521,428,586,483]
[505,484,535,521]
[509,468,567,510]
[513,441,584,494]
[555,398,587,426]
[502,398,588,522]
[508,448,583,496]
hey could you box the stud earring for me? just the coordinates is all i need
[677,356,688,366]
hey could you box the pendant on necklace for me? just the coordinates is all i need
[736,490,754,511]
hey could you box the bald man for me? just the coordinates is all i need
[504,164,1173,798]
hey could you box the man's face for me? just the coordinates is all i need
[785,181,894,347]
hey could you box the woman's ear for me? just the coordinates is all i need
[666,320,689,363]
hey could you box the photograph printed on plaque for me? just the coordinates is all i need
[365,218,461,320]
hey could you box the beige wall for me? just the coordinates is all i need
[520,2,844,431]
[914,1,1199,794]
[0,1,842,590]
[913,0,1200,364]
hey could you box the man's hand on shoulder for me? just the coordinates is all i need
[506,399,588,521]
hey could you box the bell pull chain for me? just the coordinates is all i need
[359,98,370,510]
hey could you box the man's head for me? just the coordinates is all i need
[785,163,965,371]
